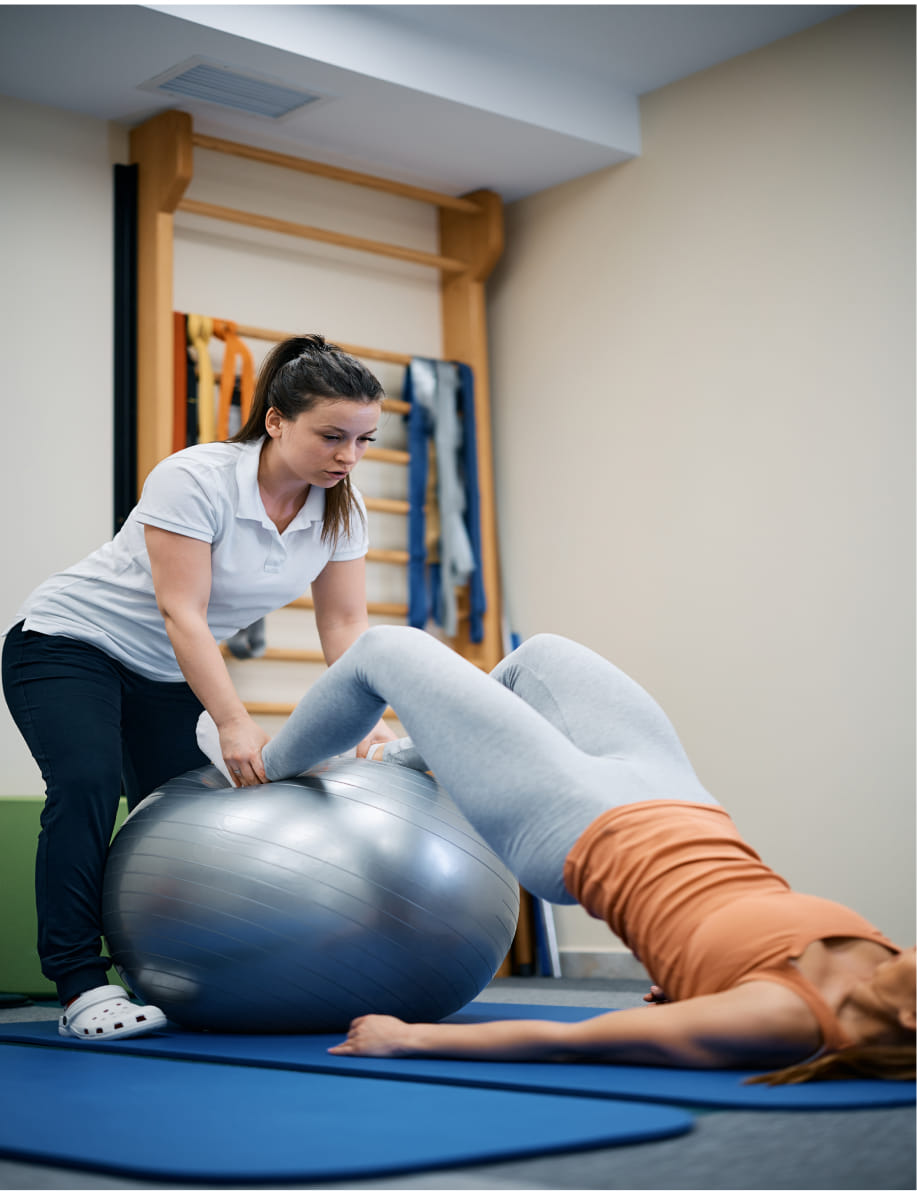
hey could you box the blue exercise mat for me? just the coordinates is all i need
[0,1043,691,1183]
[2,1001,912,1110]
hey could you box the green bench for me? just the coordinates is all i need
[0,796,127,999]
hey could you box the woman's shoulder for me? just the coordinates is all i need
[154,440,249,475]
[137,442,257,534]
[718,978,825,1059]
[735,954,854,1054]
[143,441,254,500]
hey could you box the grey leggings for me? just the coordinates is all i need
[263,627,718,903]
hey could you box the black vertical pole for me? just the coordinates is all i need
[113,163,138,533]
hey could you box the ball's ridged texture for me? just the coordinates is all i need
[103,758,520,1032]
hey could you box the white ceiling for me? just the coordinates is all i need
[0,3,852,201]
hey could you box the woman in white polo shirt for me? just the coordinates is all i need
[2,333,395,1040]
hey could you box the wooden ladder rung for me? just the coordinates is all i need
[246,701,399,720]
[254,648,324,664]
[224,638,487,670]
[365,497,410,515]
[190,133,484,215]
[364,446,410,465]
[218,323,420,377]
[177,197,467,276]
[367,547,409,565]
[288,596,408,618]
[222,645,323,664]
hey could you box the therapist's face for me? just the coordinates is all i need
[264,399,380,488]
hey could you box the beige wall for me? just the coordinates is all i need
[0,95,123,796]
[489,5,915,952]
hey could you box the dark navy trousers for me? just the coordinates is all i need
[2,622,208,1003]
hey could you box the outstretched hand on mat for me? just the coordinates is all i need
[329,1015,416,1057]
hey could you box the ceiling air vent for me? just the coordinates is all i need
[143,59,325,120]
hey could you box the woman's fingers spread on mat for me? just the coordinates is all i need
[328,1014,414,1057]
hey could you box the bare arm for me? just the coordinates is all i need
[311,557,396,751]
[328,982,821,1070]
[145,526,269,785]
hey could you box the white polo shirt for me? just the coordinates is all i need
[13,438,368,681]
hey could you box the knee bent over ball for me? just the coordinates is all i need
[102,758,520,1032]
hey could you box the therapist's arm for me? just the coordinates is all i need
[145,525,269,785]
[311,557,396,751]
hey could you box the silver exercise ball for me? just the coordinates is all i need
[102,757,519,1032]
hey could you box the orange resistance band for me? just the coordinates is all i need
[213,320,255,440]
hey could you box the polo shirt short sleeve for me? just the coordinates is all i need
[11,439,369,681]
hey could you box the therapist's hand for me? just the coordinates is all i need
[356,719,398,759]
[219,714,270,786]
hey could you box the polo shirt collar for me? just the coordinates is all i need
[235,437,326,533]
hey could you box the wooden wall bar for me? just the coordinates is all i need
[191,132,483,215]
[129,111,193,485]
[177,197,468,275]
[232,322,414,371]
[129,110,505,670]
[439,189,505,671]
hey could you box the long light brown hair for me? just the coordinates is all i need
[232,333,384,547]
[748,1043,916,1085]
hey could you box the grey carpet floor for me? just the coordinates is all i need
[0,978,913,1191]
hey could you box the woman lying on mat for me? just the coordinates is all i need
[196,626,916,1084]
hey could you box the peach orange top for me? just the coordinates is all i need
[563,801,898,1051]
